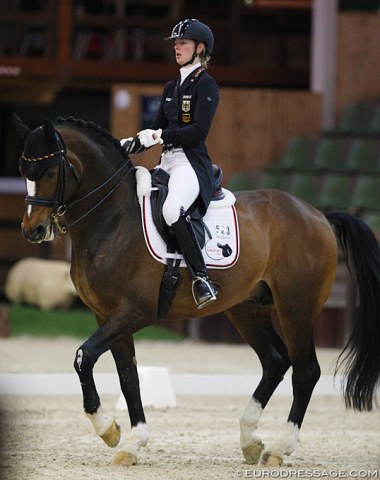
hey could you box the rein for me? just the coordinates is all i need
[23,131,133,233]
[54,160,132,233]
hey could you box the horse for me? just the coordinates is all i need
[14,115,380,468]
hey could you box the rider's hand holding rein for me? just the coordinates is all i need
[120,130,163,151]
[138,128,163,148]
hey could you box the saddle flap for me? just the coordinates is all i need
[135,166,240,269]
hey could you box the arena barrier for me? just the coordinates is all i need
[0,370,343,409]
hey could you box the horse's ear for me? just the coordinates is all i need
[13,113,31,141]
[42,118,57,143]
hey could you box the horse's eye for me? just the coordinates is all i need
[46,169,57,179]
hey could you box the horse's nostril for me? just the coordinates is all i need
[35,225,46,238]
[23,224,46,243]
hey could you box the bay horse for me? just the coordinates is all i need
[14,115,380,468]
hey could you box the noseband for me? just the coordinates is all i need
[22,131,132,233]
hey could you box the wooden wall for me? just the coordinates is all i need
[111,85,322,182]
[208,89,321,181]
[336,12,380,117]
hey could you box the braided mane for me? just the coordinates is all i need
[54,116,131,163]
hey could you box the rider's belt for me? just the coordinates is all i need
[163,144,182,153]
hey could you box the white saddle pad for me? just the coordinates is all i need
[136,167,240,269]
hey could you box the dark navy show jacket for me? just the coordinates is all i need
[151,67,219,217]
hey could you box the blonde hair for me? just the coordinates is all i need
[198,43,211,69]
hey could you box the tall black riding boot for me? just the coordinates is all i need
[171,211,217,309]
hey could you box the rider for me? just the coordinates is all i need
[124,19,219,309]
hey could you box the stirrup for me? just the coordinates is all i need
[192,276,218,309]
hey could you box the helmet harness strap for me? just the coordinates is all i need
[182,40,200,67]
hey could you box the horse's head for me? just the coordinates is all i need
[14,115,78,243]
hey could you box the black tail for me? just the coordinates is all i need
[326,211,380,411]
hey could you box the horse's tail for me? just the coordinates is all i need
[326,211,380,411]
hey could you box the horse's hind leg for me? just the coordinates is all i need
[259,301,321,467]
[111,336,149,466]
[225,302,291,465]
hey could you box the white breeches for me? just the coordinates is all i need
[159,148,200,226]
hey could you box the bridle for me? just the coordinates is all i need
[23,131,68,222]
[22,131,133,233]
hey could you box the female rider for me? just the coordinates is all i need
[126,19,219,309]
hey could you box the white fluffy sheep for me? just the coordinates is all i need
[5,257,77,311]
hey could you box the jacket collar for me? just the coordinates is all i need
[180,62,202,84]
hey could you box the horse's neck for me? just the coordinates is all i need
[67,151,139,257]
[69,190,141,268]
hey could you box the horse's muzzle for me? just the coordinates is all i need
[21,221,56,243]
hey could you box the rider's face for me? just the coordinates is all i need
[174,39,196,66]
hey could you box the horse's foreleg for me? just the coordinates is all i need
[74,336,121,449]
[225,304,291,465]
[73,311,151,454]
[111,336,149,466]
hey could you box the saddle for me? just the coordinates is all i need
[149,165,225,253]
[135,165,238,318]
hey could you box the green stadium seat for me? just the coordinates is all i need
[337,100,374,135]
[313,137,349,172]
[317,174,352,211]
[227,171,256,192]
[270,136,316,171]
[369,103,380,134]
[256,170,285,190]
[286,173,320,206]
[345,139,380,173]
[351,175,380,213]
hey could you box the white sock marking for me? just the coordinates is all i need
[121,422,149,457]
[239,398,263,449]
[87,406,115,437]
[268,421,300,457]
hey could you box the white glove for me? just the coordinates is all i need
[137,129,163,148]
[120,137,133,147]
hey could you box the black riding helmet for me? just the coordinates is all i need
[166,19,214,56]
